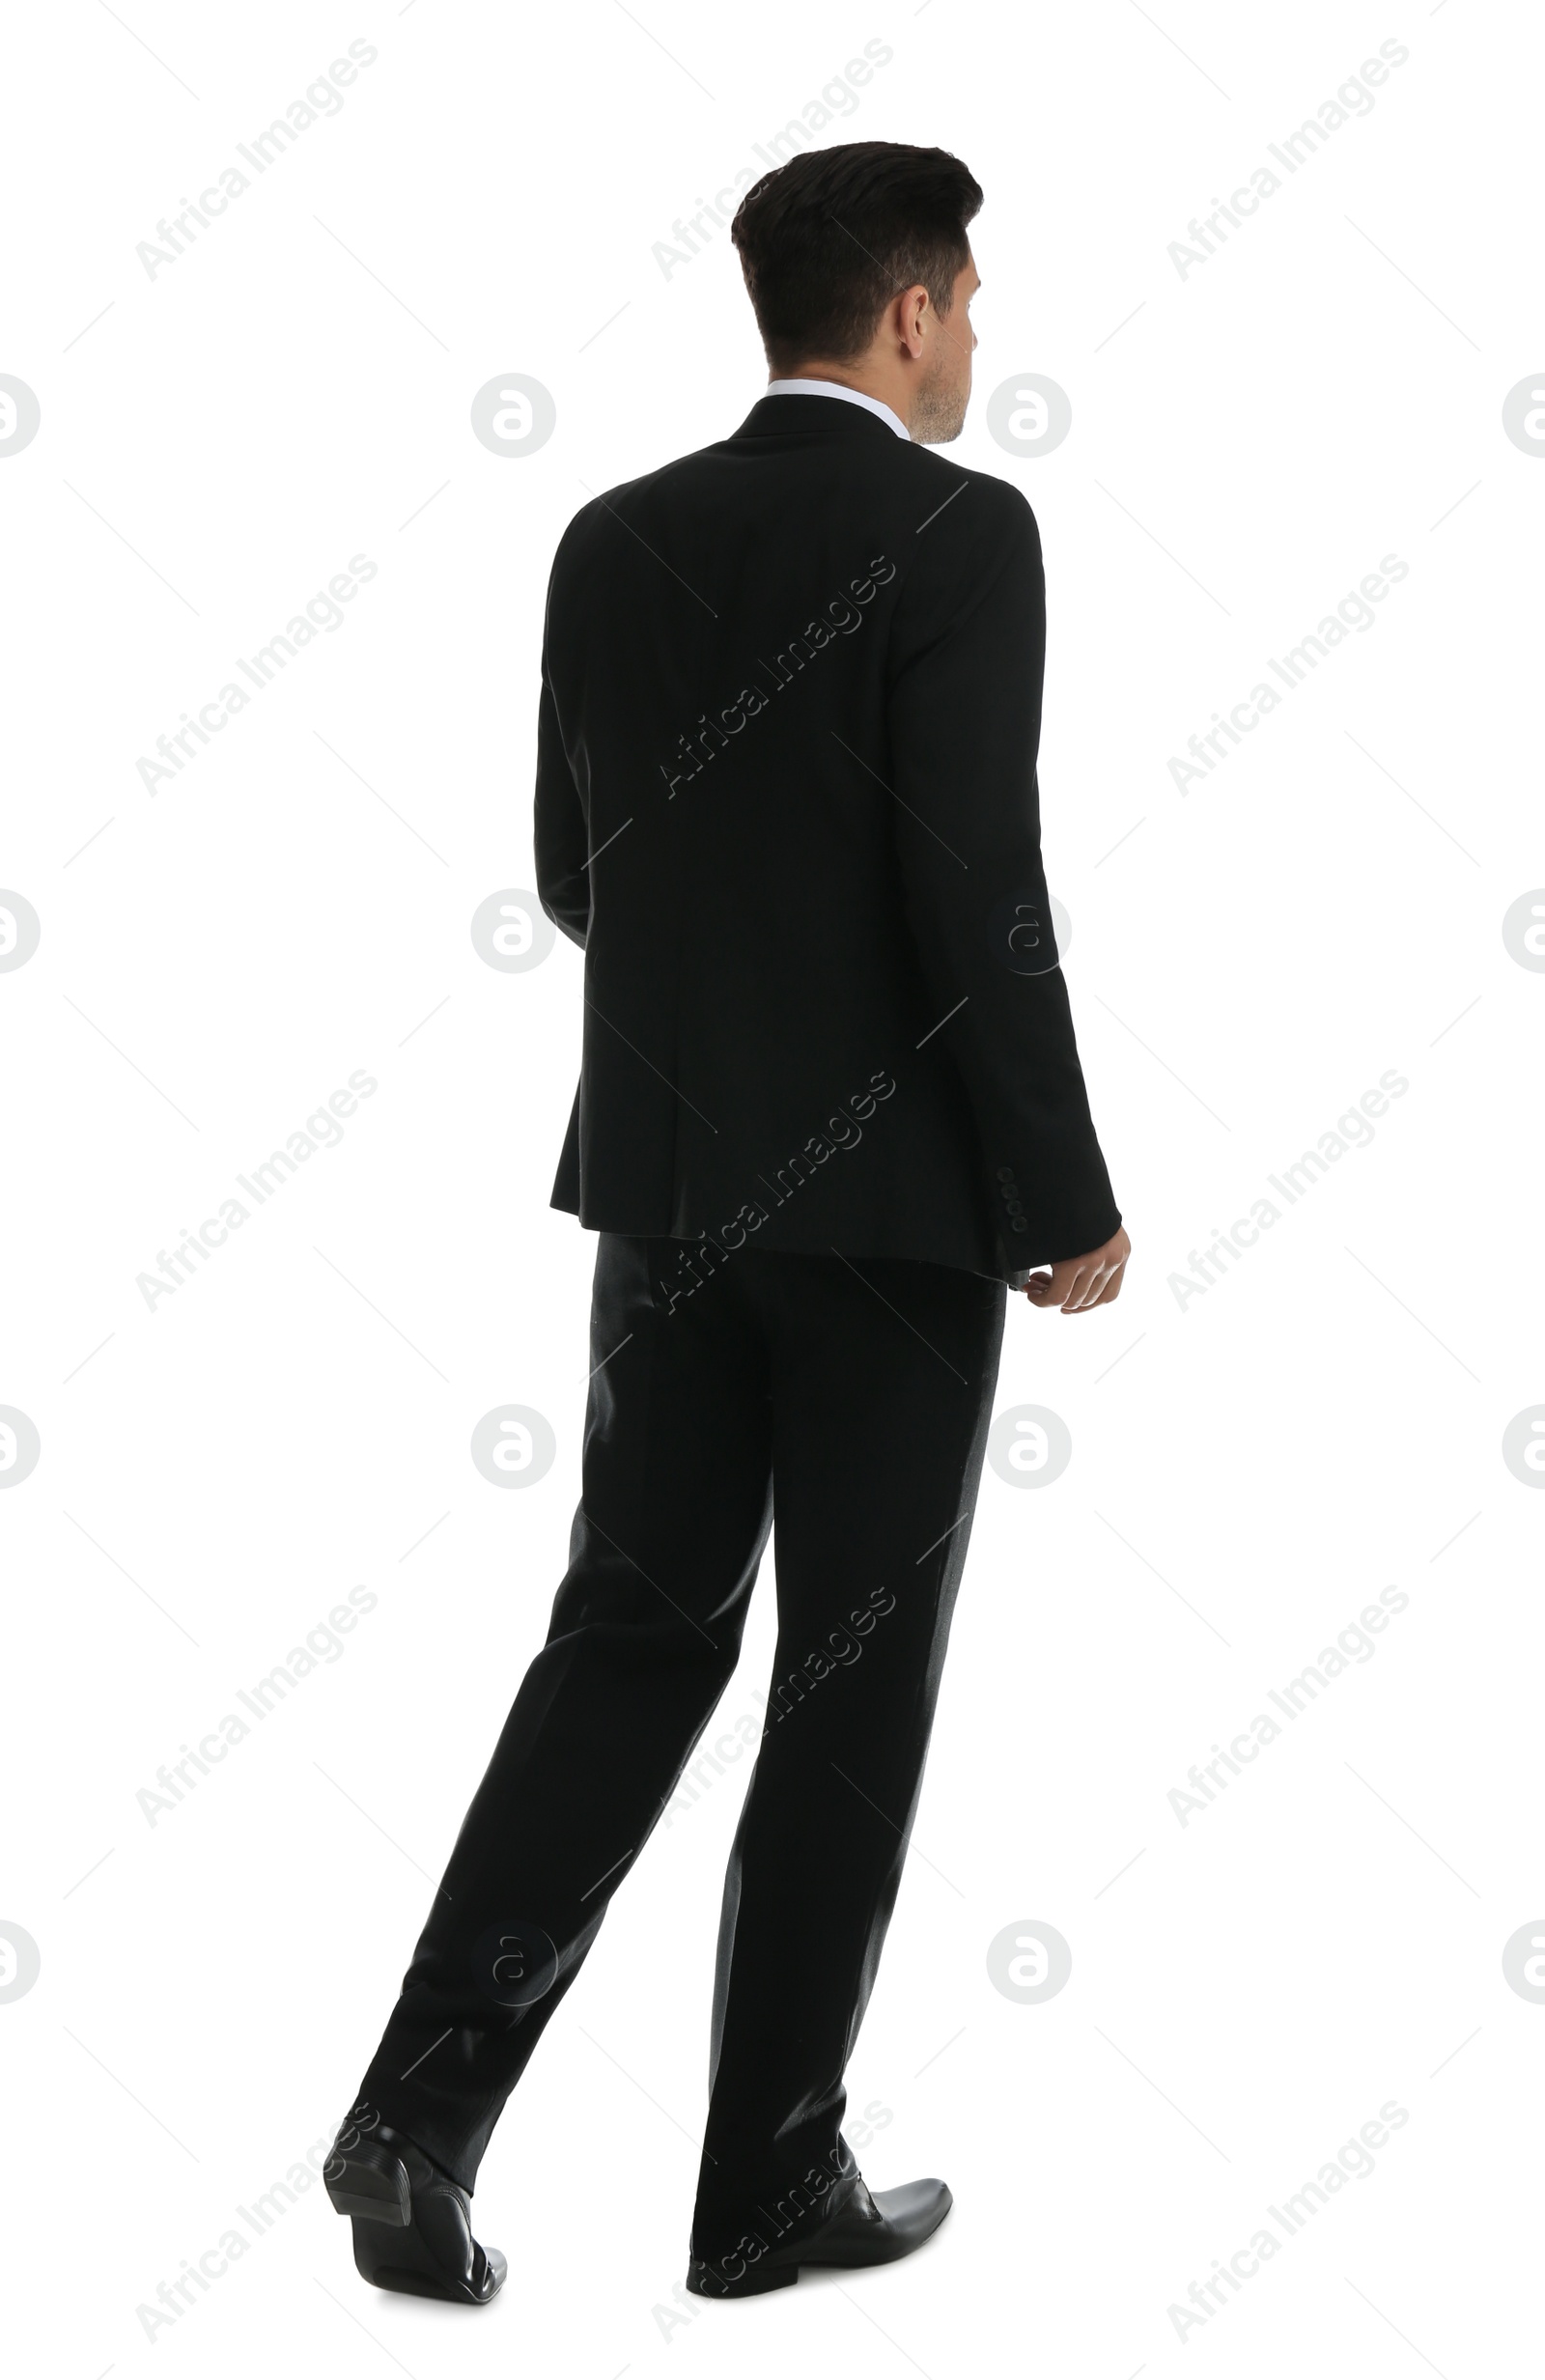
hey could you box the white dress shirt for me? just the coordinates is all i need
[765,378,910,441]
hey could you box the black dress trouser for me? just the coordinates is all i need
[351,1232,1007,2269]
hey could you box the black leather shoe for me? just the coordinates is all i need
[686,2169,952,2298]
[324,2118,506,2305]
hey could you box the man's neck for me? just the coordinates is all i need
[767,370,911,440]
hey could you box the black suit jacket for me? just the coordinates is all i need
[534,391,1120,1284]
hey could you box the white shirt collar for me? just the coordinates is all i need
[765,378,910,441]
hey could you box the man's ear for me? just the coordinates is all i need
[897,283,931,359]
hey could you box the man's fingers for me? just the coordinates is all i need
[1065,1259,1125,1312]
[1022,1237,1131,1312]
[1063,1263,1104,1312]
[1025,1261,1099,1309]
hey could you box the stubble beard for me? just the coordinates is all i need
[909,348,969,445]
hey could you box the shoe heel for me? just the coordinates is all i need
[686,2256,800,2299]
[325,2140,411,2227]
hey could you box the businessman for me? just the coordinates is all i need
[327,138,1128,2306]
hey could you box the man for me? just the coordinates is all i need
[326,139,1128,2307]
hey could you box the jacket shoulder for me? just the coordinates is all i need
[888,458,1040,639]
[549,454,681,568]
[900,452,1038,555]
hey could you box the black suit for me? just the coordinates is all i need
[537,391,1119,1280]
[351,395,1119,2282]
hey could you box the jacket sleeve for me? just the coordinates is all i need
[885,475,1120,1269]
[534,665,589,950]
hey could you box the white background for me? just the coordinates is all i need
[3,2,1541,2373]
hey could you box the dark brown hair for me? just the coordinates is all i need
[730,141,982,374]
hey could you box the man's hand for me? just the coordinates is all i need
[1023,1225,1131,1314]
